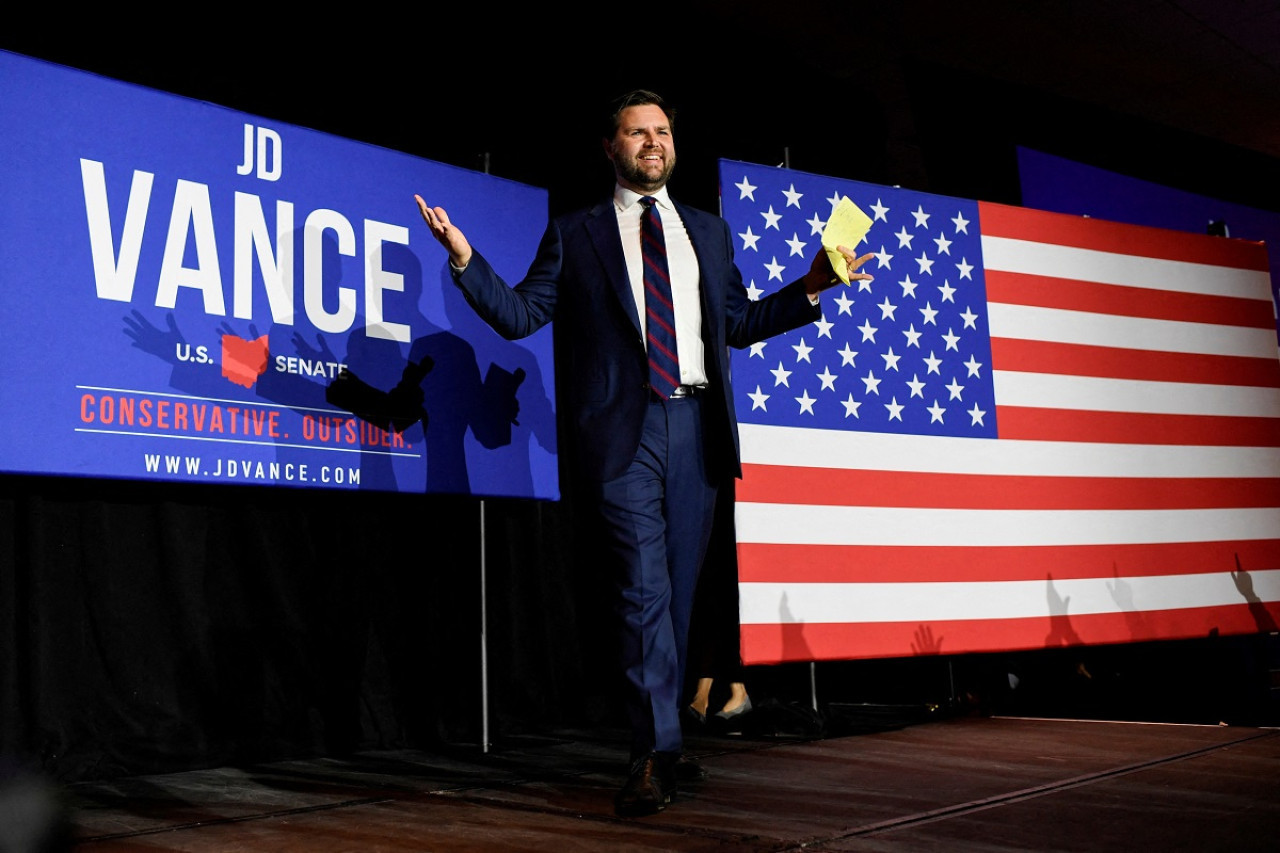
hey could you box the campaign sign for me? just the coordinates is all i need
[0,50,558,499]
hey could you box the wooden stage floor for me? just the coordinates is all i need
[60,713,1280,852]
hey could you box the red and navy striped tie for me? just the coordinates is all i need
[640,196,680,399]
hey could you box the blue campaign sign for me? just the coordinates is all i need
[0,50,558,499]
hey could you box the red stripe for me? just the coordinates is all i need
[643,256,673,290]
[978,201,1271,270]
[991,337,1280,387]
[646,308,677,338]
[986,269,1275,327]
[996,406,1280,446]
[735,540,1280,583]
[643,213,665,238]
[647,337,678,365]
[740,600,1280,664]
[645,277,673,301]
[643,228,666,249]
[737,463,1280,510]
[642,215,666,247]
[650,365,679,386]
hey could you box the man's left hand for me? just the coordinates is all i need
[803,245,875,297]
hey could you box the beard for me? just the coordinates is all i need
[612,145,676,192]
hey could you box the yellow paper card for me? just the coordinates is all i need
[821,197,874,284]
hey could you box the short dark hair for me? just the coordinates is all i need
[602,89,675,138]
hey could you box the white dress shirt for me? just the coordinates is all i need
[614,185,708,388]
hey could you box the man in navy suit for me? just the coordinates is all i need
[416,89,872,816]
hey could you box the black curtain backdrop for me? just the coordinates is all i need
[0,471,619,781]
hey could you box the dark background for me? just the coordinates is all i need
[3,1,1279,782]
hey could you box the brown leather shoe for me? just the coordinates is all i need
[614,752,675,817]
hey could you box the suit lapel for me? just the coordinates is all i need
[585,200,642,336]
[676,201,723,331]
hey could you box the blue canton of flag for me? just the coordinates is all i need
[720,159,998,439]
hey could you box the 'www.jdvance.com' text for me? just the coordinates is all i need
[144,454,361,485]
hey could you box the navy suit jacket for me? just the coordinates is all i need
[453,196,821,483]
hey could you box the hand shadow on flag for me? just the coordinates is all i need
[1044,573,1083,647]
[1232,555,1279,633]
[1107,564,1150,640]
[911,624,943,655]
[777,592,814,664]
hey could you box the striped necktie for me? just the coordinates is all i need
[640,196,680,399]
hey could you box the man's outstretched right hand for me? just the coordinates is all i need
[415,194,473,271]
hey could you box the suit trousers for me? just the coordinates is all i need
[594,393,720,758]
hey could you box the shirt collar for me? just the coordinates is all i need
[614,184,673,212]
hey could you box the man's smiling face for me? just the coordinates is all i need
[606,103,677,194]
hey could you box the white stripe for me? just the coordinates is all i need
[981,235,1272,301]
[993,370,1280,417]
[734,503,1280,547]
[739,569,1280,624]
[987,302,1279,359]
[738,423,1280,478]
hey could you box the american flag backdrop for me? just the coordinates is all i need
[718,159,1280,665]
